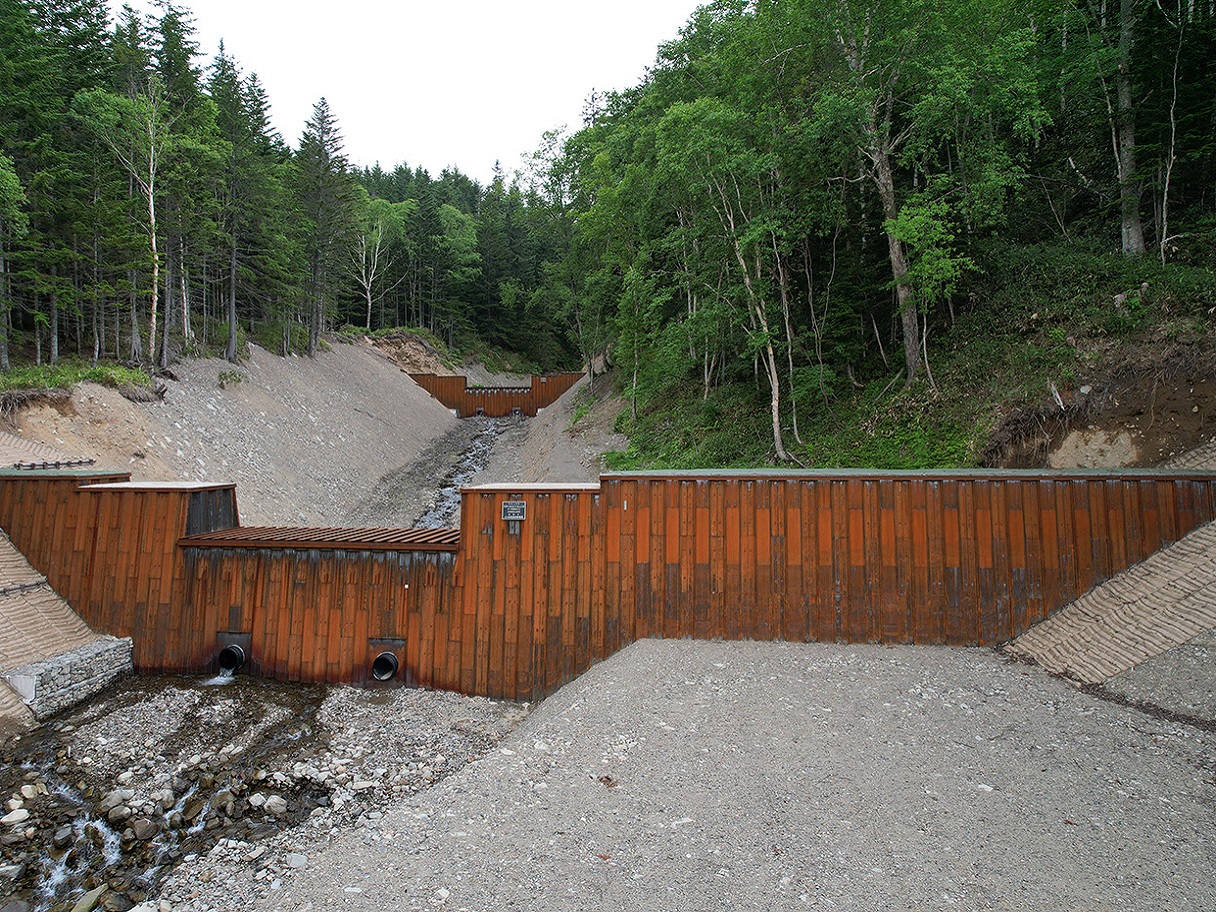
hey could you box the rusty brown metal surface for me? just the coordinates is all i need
[179,525,461,551]
[409,372,582,417]
[5,468,1216,699]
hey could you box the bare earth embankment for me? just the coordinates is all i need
[14,338,624,528]
[16,340,461,527]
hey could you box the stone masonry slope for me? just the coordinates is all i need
[0,530,96,672]
[0,530,133,728]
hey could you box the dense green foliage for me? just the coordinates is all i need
[0,0,582,372]
[2,0,1214,469]
[552,0,1216,466]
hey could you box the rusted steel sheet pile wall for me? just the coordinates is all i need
[178,547,458,685]
[457,485,609,701]
[3,468,1215,701]
[409,372,582,417]
[0,474,239,671]
[0,470,130,607]
[178,528,462,686]
[462,471,1216,699]
[601,472,1216,645]
[0,470,466,686]
[82,484,217,662]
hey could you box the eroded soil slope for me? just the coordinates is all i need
[11,340,626,528]
[15,340,459,526]
[984,339,1216,468]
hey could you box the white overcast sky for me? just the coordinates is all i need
[109,1,704,184]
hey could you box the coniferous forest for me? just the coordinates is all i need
[2,0,1215,467]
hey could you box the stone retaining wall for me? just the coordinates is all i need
[3,636,133,720]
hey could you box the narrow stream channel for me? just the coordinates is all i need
[413,416,508,528]
[0,676,329,912]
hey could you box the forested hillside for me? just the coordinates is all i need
[553,0,1216,467]
[2,0,1215,468]
[0,0,581,372]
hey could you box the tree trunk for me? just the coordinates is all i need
[179,239,192,349]
[734,244,787,461]
[128,270,141,362]
[93,220,104,364]
[1159,17,1183,264]
[160,255,173,369]
[308,280,322,356]
[1116,0,1145,255]
[50,283,59,365]
[146,175,160,366]
[873,138,920,382]
[0,237,10,371]
[226,232,239,362]
[773,237,803,445]
[761,326,787,462]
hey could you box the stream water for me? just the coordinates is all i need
[414,417,508,528]
[0,675,329,912]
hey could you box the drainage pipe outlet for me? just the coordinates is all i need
[217,644,246,673]
[371,652,399,682]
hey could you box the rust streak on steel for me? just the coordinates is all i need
[179,526,461,552]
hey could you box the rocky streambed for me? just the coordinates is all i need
[0,674,528,912]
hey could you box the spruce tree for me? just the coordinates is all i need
[296,98,358,354]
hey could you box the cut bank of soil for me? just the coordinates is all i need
[10,340,626,529]
[983,339,1216,468]
[14,340,460,527]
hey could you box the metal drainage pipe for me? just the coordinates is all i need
[217,644,246,673]
[371,652,399,682]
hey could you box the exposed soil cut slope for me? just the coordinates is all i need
[14,340,460,526]
[8,340,626,529]
[360,331,455,376]
[475,373,628,486]
[983,339,1216,468]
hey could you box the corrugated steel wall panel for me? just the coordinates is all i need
[4,469,1215,700]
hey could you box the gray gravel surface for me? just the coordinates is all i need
[249,639,1215,912]
[1100,629,1216,723]
[0,675,527,911]
[348,419,493,528]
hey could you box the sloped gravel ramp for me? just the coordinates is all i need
[254,640,1214,912]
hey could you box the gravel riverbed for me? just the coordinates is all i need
[255,639,1215,912]
[7,639,1213,912]
[0,676,527,912]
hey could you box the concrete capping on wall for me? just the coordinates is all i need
[3,636,133,721]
